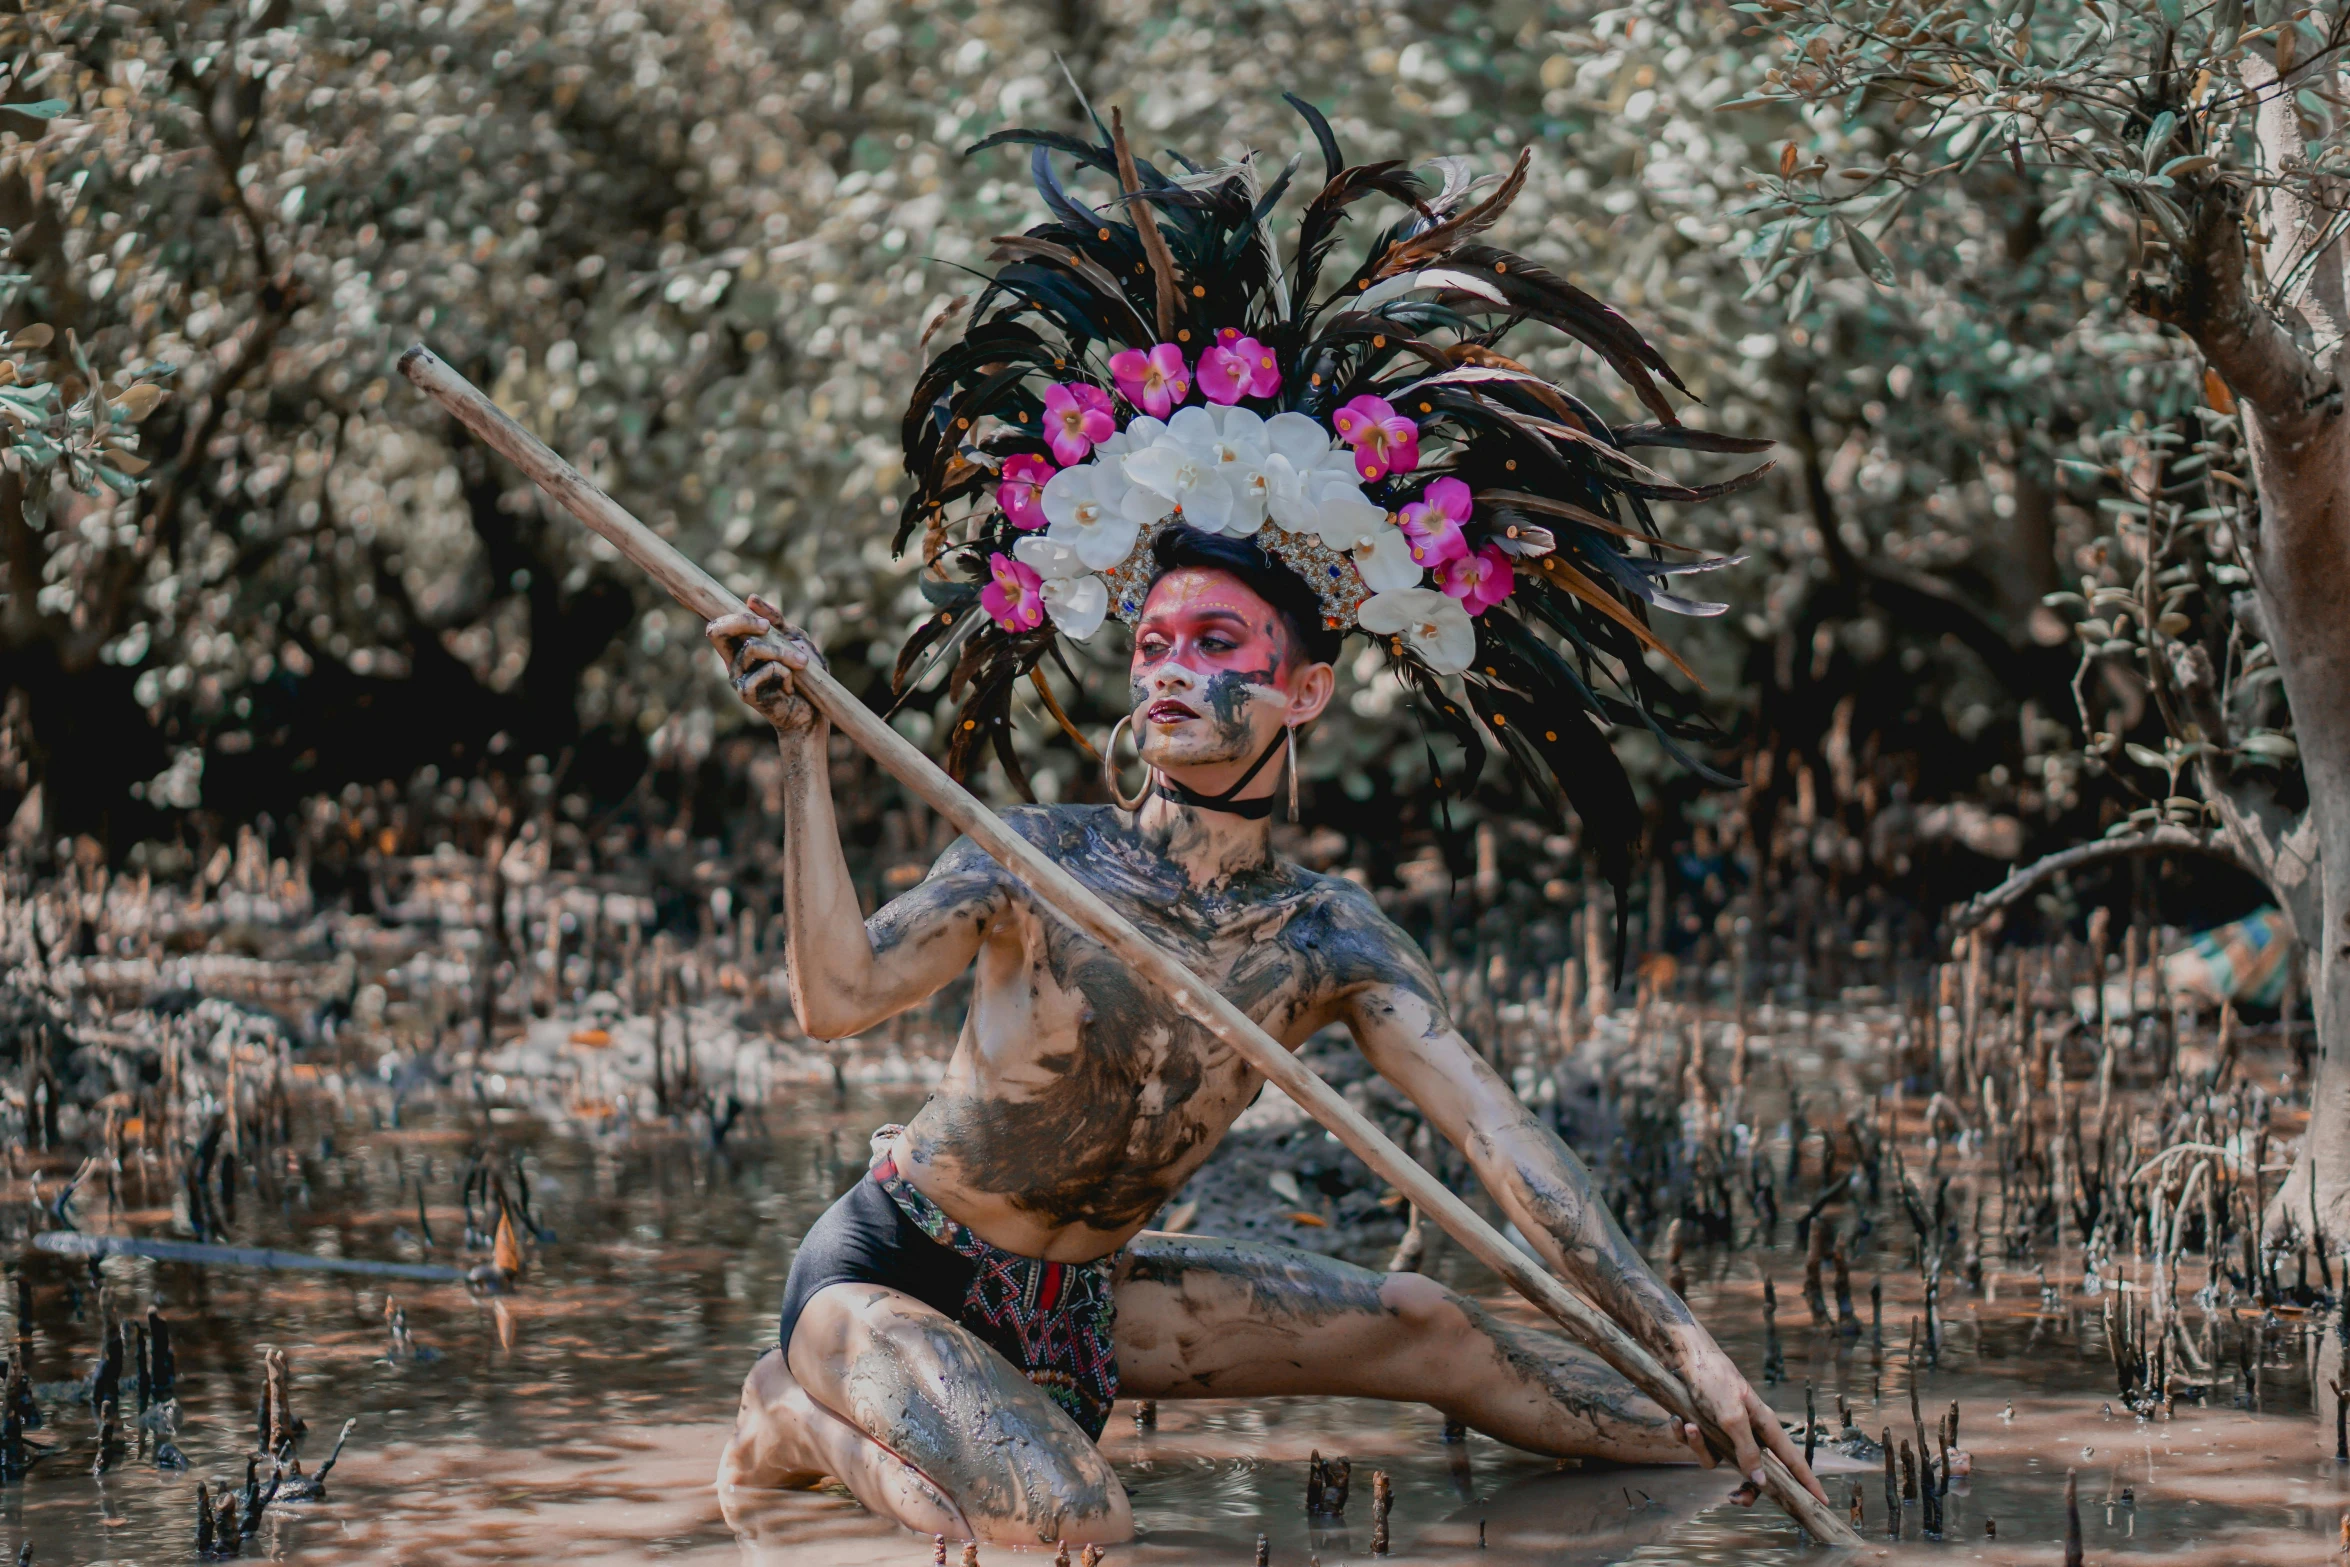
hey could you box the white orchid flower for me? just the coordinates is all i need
[1347,521,1423,592]
[1307,445,1370,492]
[1042,461,1146,569]
[1011,534,1111,640]
[1013,533,1087,579]
[1264,410,1333,466]
[1258,452,1317,534]
[1104,415,1167,460]
[1358,587,1476,675]
[1231,453,1291,534]
[1165,405,1280,534]
[1253,413,1380,544]
[1042,574,1109,639]
[1305,484,1386,550]
[1122,421,1240,534]
[1258,415,1332,523]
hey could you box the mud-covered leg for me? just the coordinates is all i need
[776,1282,1132,1545]
[717,1345,971,1536]
[1113,1234,1690,1465]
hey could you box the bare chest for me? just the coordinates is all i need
[990,875,1327,1057]
[933,881,1321,1191]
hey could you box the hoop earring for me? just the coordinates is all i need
[1102,714,1154,813]
[1285,723,1300,822]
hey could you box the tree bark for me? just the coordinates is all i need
[2143,46,2350,1260]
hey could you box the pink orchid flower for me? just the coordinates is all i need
[997,454,1056,531]
[1332,394,1420,482]
[1398,475,1473,568]
[1438,542,1515,617]
[980,551,1047,632]
[1109,342,1190,418]
[1041,382,1115,466]
[1197,329,1282,405]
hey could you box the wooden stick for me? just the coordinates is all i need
[35,1231,466,1283]
[396,343,1857,1546]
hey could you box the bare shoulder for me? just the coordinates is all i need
[1268,867,1444,999]
[866,813,1027,940]
[901,804,1151,914]
[993,801,1125,854]
[910,804,1103,881]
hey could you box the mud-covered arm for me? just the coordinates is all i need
[706,601,1004,1041]
[784,815,1005,1039]
[1335,957,1693,1359]
[1328,892,1825,1500]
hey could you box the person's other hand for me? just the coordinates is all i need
[706,593,825,738]
[1667,1324,1830,1507]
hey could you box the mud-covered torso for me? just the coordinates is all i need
[894,805,1402,1262]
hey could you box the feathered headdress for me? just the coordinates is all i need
[893,96,1768,922]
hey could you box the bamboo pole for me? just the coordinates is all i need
[397,343,1856,1546]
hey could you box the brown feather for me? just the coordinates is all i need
[1441,344,1580,422]
[1111,108,1181,340]
[1373,146,1532,279]
[1029,665,1100,760]
[1535,554,1701,684]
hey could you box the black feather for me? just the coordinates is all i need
[1612,423,1776,455]
[1283,92,1344,186]
[1617,461,1777,503]
[1029,144,1107,234]
[891,598,976,697]
[1292,162,1430,323]
[1462,654,1640,970]
[1395,657,1488,805]
[1441,244,1690,419]
[968,126,1119,177]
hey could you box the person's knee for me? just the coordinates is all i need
[740,1346,793,1412]
[799,1288,1131,1544]
[1380,1271,1475,1344]
[979,1445,1134,1546]
[1360,1271,1489,1395]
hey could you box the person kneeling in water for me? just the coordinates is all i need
[708,528,1824,1544]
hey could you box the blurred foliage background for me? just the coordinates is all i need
[0,0,2298,947]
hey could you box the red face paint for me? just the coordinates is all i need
[1132,569,1288,689]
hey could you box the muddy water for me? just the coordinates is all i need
[7,1072,2343,1564]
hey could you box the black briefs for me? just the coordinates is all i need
[775,1143,1124,1438]
[776,1172,975,1360]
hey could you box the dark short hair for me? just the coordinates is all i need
[1144,526,1343,668]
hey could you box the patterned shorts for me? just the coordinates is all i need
[775,1125,1122,1440]
[864,1128,1122,1439]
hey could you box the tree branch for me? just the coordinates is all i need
[2134,52,2342,431]
[1950,826,2257,933]
[2244,47,2348,363]
[2168,639,2323,939]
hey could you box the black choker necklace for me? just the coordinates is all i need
[1152,730,1285,820]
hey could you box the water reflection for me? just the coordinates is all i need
[0,1080,2338,1564]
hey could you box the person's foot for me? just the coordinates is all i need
[716,1349,831,1492]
